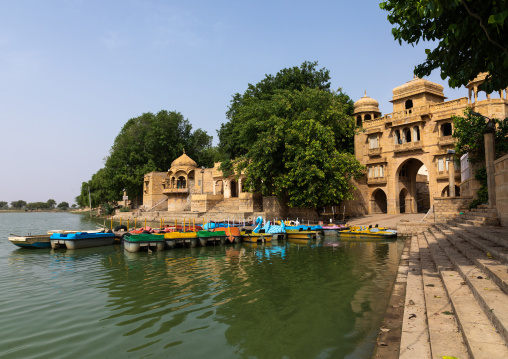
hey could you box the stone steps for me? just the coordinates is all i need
[400,223,508,358]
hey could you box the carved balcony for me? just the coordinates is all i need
[367,177,387,185]
[394,141,423,153]
[438,135,455,146]
[436,171,461,180]
[162,188,189,194]
[368,147,382,156]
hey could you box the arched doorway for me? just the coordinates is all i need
[372,189,387,213]
[441,185,461,197]
[215,180,224,195]
[230,180,238,197]
[399,188,408,213]
[396,158,426,214]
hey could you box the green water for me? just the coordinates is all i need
[0,212,404,358]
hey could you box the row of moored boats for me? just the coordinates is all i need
[8,217,397,252]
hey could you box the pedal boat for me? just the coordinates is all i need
[163,231,198,248]
[50,231,116,249]
[196,230,227,246]
[338,226,397,238]
[241,231,272,243]
[123,233,166,252]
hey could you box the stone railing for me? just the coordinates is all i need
[368,147,382,156]
[438,135,455,146]
[367,177,387,185]
[162,188,189,194]
[394,141,423,153]
[391,105,430,121]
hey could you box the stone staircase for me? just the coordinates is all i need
[398,222,508,358]
[454,204,501,227]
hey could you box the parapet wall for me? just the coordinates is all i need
[423,196,472,222]
[495,154,508,227]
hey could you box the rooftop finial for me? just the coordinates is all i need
[183,149,186,154]
[364,90,367,96]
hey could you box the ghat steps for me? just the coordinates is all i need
[398,221,508,358]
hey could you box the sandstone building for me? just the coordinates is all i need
[353,74,508,214]
[142,151,263,218]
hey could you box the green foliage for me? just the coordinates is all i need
[10,200,27,209]
[119,207,130,212]
[57,202,69,210]
[101,203,114,216]
[217,62,363,211]
[0,201,8,209]
[379,0,508,93]
[218,61,353,160]
[453,108,508,164]
[47,199,56,209]
[78,110,213,206]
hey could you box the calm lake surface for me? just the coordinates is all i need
[0,212,404,359]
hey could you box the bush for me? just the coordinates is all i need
[119,207,130,212]
[101,203,114,216]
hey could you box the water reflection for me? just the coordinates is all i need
[1,213,404,359]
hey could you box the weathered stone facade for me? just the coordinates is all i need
[142,152,262,218]
[353,75,508,215]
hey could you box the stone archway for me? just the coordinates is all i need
[230,179,238,197]
[372,189,388,213]
[441,185,461,197]
[396,158,427,214]
[215,180,224,195]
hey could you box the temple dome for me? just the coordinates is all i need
[354,92,380,114]
[392,77,445,101]
[171,151,197,168]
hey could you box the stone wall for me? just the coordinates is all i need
[460,177,481,199]
[422,196,473,222]
[396,222,432,235]
[495,154,508,227]
[190,194,224,212]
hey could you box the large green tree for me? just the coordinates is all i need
[217,62,363,212]
[10,200,27,209]
[380,0,508,93]
[77,110,214,207]
[218,61,348,160]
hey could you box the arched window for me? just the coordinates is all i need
[394,129,401,144]
[357,116,362,126]
[369,135,379,149]
[404,128,412,142]
[171,177,176,188]
[177,176,186,189]
[441,122,452,136]
[405,99,413,114]
[413,126,420,141]
[364,114,372,121]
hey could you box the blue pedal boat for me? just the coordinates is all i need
[50,231,116,249]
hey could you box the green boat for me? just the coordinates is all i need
[123,233,166,252]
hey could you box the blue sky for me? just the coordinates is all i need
[0,0,467,205]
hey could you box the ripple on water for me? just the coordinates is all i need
[0,213,405,358]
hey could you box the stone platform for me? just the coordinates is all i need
[373,221,508,358]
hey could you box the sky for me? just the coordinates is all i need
[0,0,469,206]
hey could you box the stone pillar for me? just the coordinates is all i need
[484,122,496,208]
[448,160,456,197]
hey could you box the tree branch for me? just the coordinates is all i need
[462,1,508,57]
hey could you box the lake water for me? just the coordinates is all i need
[0,212,404,359]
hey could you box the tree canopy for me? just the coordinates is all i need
[217,62,364,212]
[453,108,508,164]
[380,0,508,93]
[76,110,215,207]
